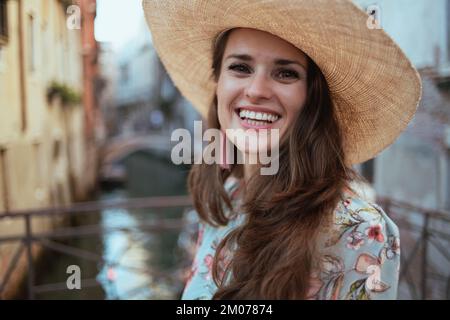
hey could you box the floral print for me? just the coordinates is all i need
[365,222,385,243]
[181,177,400,300]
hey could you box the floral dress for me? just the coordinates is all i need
[181,177,400,300]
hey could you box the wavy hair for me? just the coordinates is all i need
[188,29,357,299]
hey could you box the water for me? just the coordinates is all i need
[32,150,192,299]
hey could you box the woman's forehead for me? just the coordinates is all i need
[224,28,308,65]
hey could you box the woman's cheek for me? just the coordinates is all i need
[217,99,235,131]
[217,85,240,129]
[217,105,228,129]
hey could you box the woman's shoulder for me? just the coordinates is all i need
[329,187,400,245]
[319,185,400,261]
[342,184,396,221]
[311,187,401,300]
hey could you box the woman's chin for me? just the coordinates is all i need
[234,144,273,162]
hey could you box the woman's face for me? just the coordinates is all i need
[216,28,309,154]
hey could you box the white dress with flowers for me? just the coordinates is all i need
[181,177,401,300]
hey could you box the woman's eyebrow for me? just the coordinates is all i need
[225,54,306,70]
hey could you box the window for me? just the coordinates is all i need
[53,139,61,160]
[28,13,36,72]
[0,0,8,45]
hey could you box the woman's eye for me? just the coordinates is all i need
[227,64,300,80]
[228,63,251,73]
[276,69,300,80]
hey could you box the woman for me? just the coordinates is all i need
[143,0,421,299]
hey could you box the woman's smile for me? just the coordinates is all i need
[216,28,308,153]
[234,106,282,130]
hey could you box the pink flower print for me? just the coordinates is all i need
[354,254,390,293]
[203,254,214,280]
[346,232,365,250]
[355,253,380,274]
[343,198,352,208]
[365,223,384,243]
[107,267,117,282]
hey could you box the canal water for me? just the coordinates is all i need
[33,150,194,300]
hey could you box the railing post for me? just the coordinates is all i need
[421,213,429,300]
[25,215,35,300]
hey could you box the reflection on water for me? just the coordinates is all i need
[96,190,182,299]
[32,150,191,299]
[96,151,191,299]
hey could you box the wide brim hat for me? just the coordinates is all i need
[142,0,422,165]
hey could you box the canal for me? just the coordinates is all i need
[32,150,193,299]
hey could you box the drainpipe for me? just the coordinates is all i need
[0,148,9,212]
[18,0,27,132]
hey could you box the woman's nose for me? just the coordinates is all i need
[244,72,273,101]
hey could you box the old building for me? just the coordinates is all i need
[353,0,450,210]
[0,0,102,298]
[111,16,200,139]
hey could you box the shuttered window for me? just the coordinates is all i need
[0,0,8,45]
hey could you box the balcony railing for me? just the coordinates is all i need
[0,196,193,300]
[378,197,450,300]
[0,195,449,299]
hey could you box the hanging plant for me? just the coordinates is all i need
[47,81,81,106]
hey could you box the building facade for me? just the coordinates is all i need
[0,0,101,298]
[354,0,450,210]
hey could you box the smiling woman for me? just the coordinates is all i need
[217,29,310,177]
[142,0,422,300]
[217,29,308,142]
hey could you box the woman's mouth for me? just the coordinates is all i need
[235,108,281,128]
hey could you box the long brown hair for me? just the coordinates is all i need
[188,28,356,299]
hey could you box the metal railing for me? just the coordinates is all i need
[1,195,449,299]
[0,196,193,300]
[378,197,450,300]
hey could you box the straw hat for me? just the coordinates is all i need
[142,0,422,165]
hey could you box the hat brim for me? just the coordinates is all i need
[143,0,422,165]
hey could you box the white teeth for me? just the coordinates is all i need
[237,109,280,123]
[245,118,272,126]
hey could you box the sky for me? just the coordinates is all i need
[94,0,145,49]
